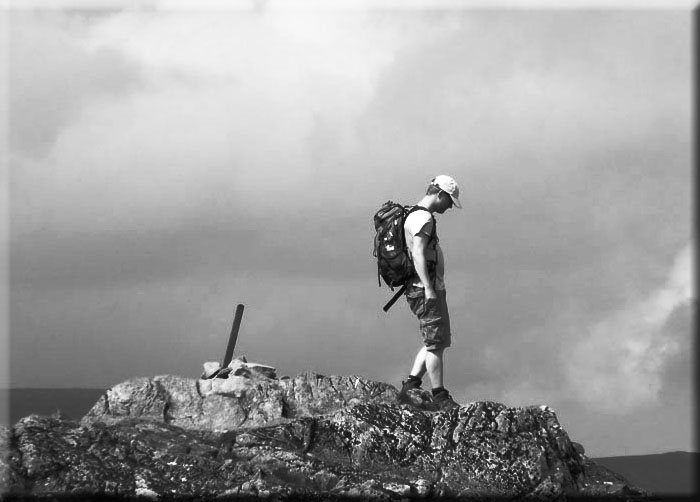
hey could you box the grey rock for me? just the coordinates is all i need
[201,361,221,379]
[245,363,277,379]
[226,358,250,377]
[224,358,276,379]
[81,372,399,433]
[1,371,649,500]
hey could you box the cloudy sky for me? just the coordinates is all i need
[2,1,695,457]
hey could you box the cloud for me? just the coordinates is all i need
[9,11,143,157]
[564,242,695,414]
[357,10,690,169]
[657,300,695,400]
[10,9,411,238]
[11,10,691,241]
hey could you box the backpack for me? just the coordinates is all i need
[372,201,436,310]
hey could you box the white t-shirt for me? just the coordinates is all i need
[404,208,445,290]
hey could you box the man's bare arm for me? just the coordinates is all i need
[412,232,437,299]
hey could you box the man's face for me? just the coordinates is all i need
[435,191,453,214]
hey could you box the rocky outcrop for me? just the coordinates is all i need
[81,370,398,431]
[1,369,647,500]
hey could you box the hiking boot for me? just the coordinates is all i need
[432,389,459,410]
[398,378,422,403]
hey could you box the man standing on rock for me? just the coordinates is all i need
[398,175,461,410]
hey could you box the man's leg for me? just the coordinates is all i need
[425,348,444,390]
[409,347,428,380]
[399,347,427,401]
[426,347,456,409]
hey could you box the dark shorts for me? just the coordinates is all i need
[405,284,452,351]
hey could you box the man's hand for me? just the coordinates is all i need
[424,287,438,300]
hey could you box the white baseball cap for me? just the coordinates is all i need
[432,175,462,209]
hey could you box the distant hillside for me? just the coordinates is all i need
[593,451,697,495]
[0,388,106,425]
